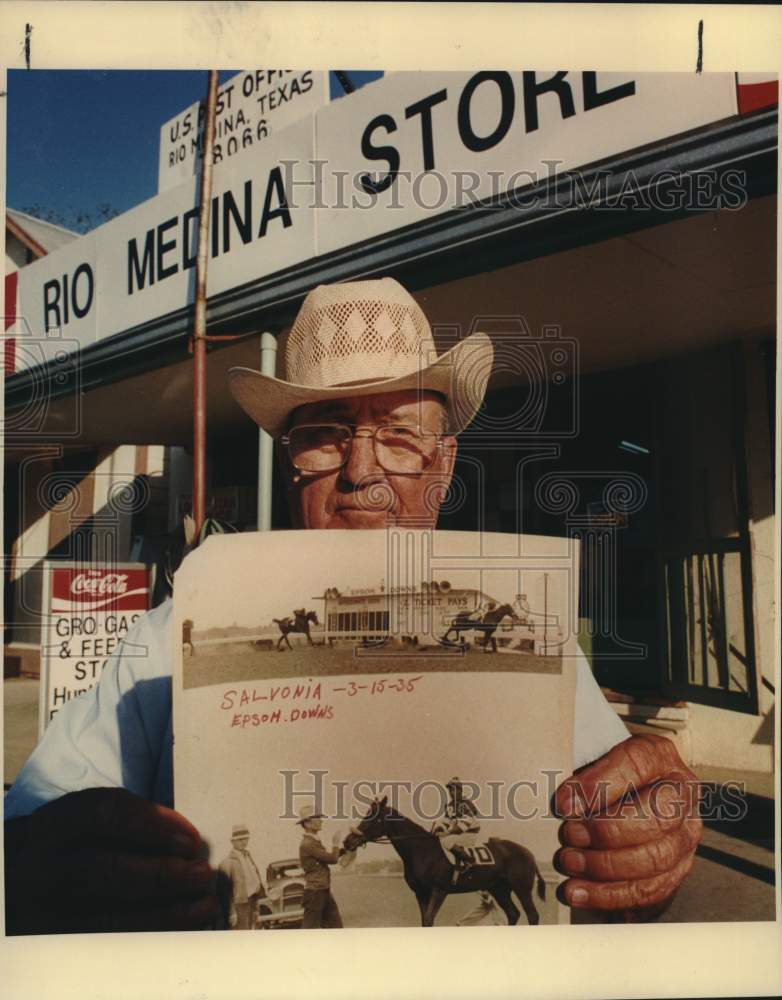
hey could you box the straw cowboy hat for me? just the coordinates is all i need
[296,805,326,826]
[228,278,493,438]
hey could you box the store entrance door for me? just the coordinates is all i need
[655,343,758,713]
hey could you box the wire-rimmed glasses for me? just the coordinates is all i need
[280,423,443,475]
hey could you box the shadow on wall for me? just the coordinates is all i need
[751,705,775,747]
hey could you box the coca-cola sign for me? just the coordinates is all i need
[71,572,129,596]
[51,567,149,611]
[41,561,151,735]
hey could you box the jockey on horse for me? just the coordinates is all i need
[435,777,481,877]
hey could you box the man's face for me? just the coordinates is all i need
[283,390,456,530]
[304,817,323,834]
[233,835,250,850]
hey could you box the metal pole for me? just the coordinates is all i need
[192,70,219,540]
[256,331,278,531]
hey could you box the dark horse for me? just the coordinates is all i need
[343,796,545,927]
[273,608,319,651]
[440,603,518,653]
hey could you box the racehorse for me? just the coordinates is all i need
[273,609,319,651]
[440,610,479,645]
[342,796,545,927]
[440,603,518,652]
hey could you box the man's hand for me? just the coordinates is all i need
[553,734,702,920]
[4,787,218,935]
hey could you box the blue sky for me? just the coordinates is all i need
[6,69,383,232]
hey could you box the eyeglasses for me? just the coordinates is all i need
[280,423,444,475]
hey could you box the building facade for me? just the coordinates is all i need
[3,70,778,771]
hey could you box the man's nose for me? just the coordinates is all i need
[341,430,385,484]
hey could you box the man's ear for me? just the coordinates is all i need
[440,435,458,482]
[433,435,458,489]
[275,439,293,482]
[276,440,305,528]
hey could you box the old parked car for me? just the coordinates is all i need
[256,859,305,929]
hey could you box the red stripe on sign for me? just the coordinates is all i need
[737,80,779,114]
[4,271,18,373]
[51,567,150,611]
[4,338,16,374]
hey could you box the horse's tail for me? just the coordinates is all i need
[536,865,546,901]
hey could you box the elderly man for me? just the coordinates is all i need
[4,278,700,934]
[218,824,265,930]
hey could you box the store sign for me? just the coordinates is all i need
[158,69,328,192]
[12,232,100,365]
[16,117,315,362]
[316,70,739,252]
[39,563,150,733]
[15,72,739,371]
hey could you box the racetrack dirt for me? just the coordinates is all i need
[300,872,558,927]
[183,640,562,689]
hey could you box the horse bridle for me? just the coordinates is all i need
[346,810,440,848]
[346,812,390,849]
[346,824,369,849]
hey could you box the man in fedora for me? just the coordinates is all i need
[297,805,345,929]
[217,824,266,930]
[5,277,701,933]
